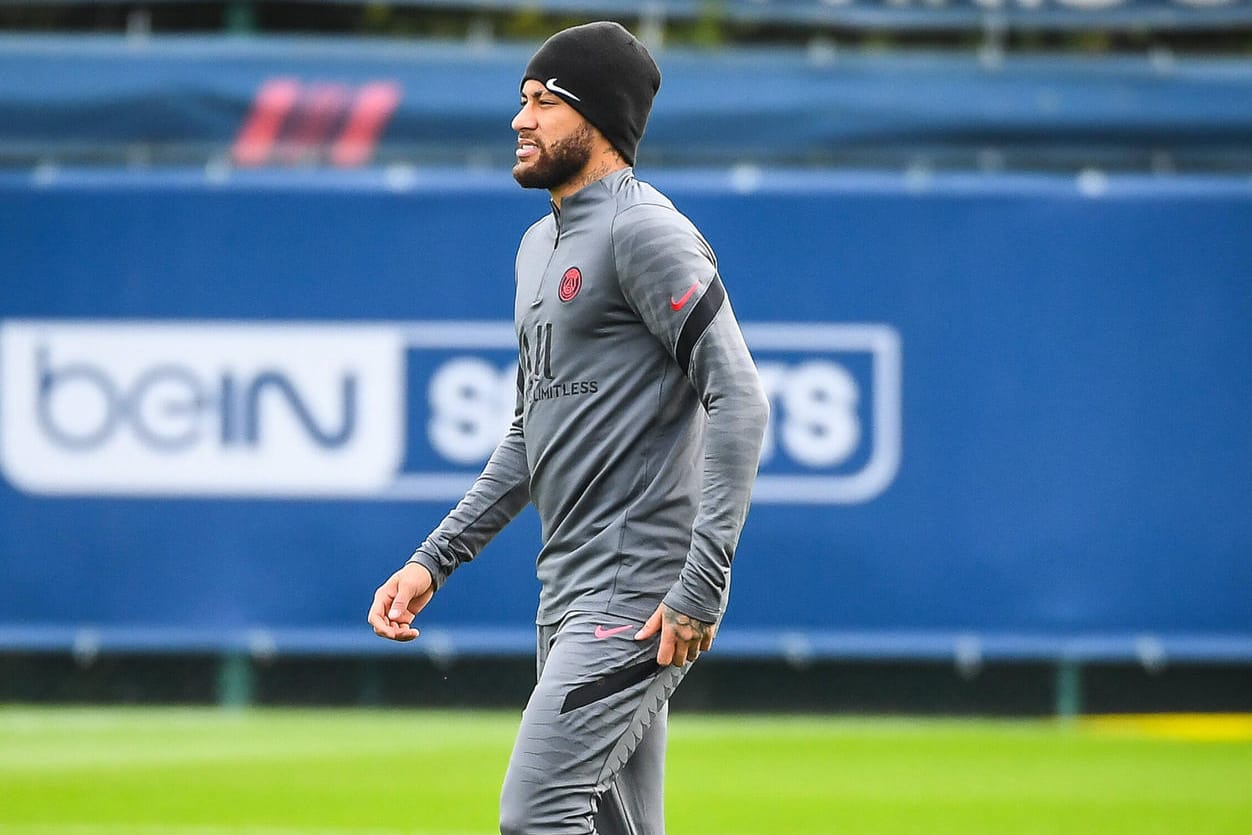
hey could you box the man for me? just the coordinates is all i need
[368,21,769,835]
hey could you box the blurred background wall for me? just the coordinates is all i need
[1,0,1250,715]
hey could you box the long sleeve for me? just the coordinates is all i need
[662,301,769,623]
[407,386,532,590]
[613,201,770,623]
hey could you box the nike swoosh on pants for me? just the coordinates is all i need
[594,625,634,639]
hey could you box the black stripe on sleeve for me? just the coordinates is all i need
[514,362,526,416]
[675,275,726,377]
[560,659,661,714]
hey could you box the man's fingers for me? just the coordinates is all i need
[391,624,420,642]
[367,575,423,642]
[391,564,435,619]
[635,607,663,640]
[376,614,419,641]
[367,586,396,632]
[388,585,414,621]
[371,611,420,642]
[656,631,676,666]
[667,636,702,668]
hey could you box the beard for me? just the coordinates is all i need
[513,123,595,191]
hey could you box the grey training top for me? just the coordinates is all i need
[408,168,769,626]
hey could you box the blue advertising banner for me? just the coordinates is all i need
[1,168,1250,658]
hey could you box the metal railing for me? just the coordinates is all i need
[4,623,1250,714]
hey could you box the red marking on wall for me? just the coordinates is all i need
[332,82,402,168]
[278,83,349,164]
[233,78,403,168]
[232,78,301,167]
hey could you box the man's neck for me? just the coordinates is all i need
[550,158,628,209]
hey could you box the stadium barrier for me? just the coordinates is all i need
[3,35,1252,170]
[3,623,1250,713]
[6,0,1252,32]
[345,0,1252,31]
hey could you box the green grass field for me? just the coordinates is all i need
[1,708,1249,835]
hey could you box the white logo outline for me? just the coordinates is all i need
[383,320,901,506]
[0,319,406,498]
[545,78,581,102]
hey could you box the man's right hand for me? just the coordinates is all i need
[368,562,435,642]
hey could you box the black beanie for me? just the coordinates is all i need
[522,21,661,166]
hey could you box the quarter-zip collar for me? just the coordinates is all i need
[550,167,633,246]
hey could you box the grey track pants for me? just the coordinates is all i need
[499,611,688,835]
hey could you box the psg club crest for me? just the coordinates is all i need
[559,267,582,302]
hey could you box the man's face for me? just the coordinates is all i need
[512,79,595,192]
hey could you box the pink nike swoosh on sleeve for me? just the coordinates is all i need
[669,281,701,311]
